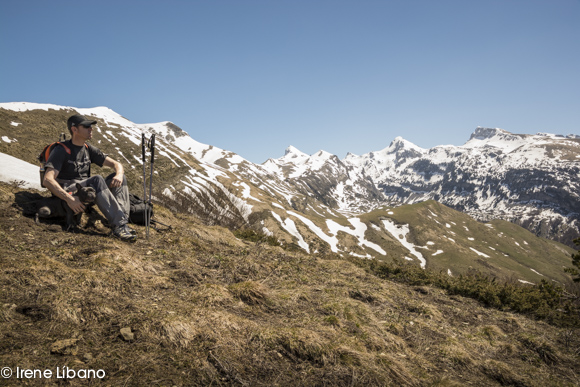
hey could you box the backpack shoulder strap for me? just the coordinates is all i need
[40,141,71,163]
[83,143,90,177]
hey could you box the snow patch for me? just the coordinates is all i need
[233,181,262,202]
[271,212,309,252]
[0,152,45,190]
[381,219,426,268]
[470,247,490,258]
[530,268,544,276]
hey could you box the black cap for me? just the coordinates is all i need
[67,114,97,130]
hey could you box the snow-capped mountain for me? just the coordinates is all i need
[258,127,580,247]
[261,145,389,213]
[339,127,580,246]
[0,103,577,283]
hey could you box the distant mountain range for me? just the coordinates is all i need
[1,102,577,284]
[270,127,580,247]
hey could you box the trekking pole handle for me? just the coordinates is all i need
[150,134,155,164]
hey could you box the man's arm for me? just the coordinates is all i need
[43,168,85,214]
[103,157,124,188]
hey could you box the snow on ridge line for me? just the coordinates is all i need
[0,102,73,112]
[0,102,243,167]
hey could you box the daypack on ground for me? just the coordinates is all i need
[128,193,171,231]
[128,193,153,225]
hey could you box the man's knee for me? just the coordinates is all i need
[84,175,108,193]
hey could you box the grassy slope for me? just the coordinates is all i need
[1,182,579,386]
[361,201,575,284]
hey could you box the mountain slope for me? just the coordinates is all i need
[0,102,576,285]
[1,181,579,386]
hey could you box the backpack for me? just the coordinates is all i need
[129,193,153,225]
[38,139,88,187]
[128,193,172,231]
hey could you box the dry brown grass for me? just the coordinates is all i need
[1,181,580,386]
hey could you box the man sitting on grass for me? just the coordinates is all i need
[42,114,137,242]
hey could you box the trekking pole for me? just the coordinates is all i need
[142,133,149,239]
[147,134,155,239]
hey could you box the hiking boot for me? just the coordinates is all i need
[113,224,137,242]
[126,225,137,235]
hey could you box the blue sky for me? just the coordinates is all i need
[1,0,579,163]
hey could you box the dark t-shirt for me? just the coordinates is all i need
[45,140,107,181]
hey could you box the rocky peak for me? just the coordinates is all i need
[389,136,422,150]
[312,150,333,159]
[165,122,187,138]
[384,137,424,159]
[284,145,308,158]
[469,127,510,141]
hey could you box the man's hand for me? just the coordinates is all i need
[103,157,124,189]
[66,195,86,214]
[44,168,85,214]
[108,174,124,189]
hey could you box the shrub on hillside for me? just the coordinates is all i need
[350,257,580,328]
[233,228,280,247]
[565,238,580,283]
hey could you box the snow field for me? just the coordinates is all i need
[0,152,45,190]
[268,209,388,257]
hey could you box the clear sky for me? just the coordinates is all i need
[1,0,579,163]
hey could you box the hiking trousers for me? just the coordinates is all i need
[58,173,130,229]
